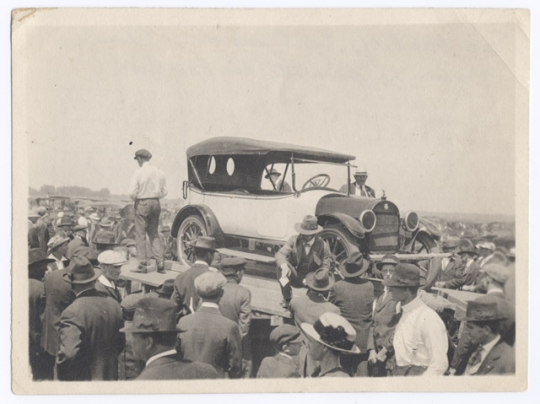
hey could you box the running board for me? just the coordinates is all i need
[217,248,276,264]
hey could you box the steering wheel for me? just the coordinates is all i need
[302,174,331,190]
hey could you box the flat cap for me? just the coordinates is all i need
[220,257,247,275]
[121,291,145,312]
[94,231,117,245]
[47,234,70,252]
[134,149,152,160]
[194,271,227,298]
[98,250,127,266]
[483,264,510,285]
[269,324,303,346]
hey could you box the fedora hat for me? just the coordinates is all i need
[464,299,507,322]
[63,256,102,284]
[294,215,322,235]
[340,252,370,278]
[134,149,152,160]
[94,231,118,246]
[457,239,478,256]
[29,248,55,267]
[189,236,217,252]
[383,263,425,288]
[482,264,510,285]
[47,234,70,253]
[57,216,74,227]
[301,312,360,354]
[441,239,459,249]
[121,297,183,333]
[70,246,99,265]
[264,168,282,179]
[305,269,335,292]
[155,279,175,298]
[99,218,114,228]
[375,254,399,270]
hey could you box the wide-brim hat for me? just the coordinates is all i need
[383,263,426,288]
[99,218,114,228]
[29,248,55,267]
[305,269,335,291]
[63,256,102,284]
[58,216,74,227]
[47,234,70,253]
[294,215,322,235]
[189,236,217,252]
[375,254,399,270]
[300,313,360,354]
[121,297,184,333]
[155,279,175,297]
[264,168,282,179]
[339,252,370,277]
[457,246,478,256]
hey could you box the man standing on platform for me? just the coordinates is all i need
[275,215,332,308]
[129,148,167,274]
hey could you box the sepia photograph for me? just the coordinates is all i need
[10,6,529,394]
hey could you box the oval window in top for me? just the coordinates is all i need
[226,158,235,176]
[208,156,216,174]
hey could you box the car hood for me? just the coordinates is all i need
[315,194,398,217]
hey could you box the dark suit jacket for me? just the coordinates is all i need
[330,278,374,350]
[65,236,88,259]
[443,260,480,290]
[372,290,399,352]
[476,339,515,375]
[55,288,124,381]
[137,353,219,380]
[171,263,210,315]
[257,354,300,378]
[41,268,76,356]
[95,278,122,303]
[219,279,252,338]
[275,235,332,276]
[290,291,340,328]
[339,182,376,198]
[29,279,45,355]
[177,305,243,378]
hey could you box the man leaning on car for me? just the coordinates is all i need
[275,215,332,309]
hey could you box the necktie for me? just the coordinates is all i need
[361,187,367,197]
[467,347,484,374]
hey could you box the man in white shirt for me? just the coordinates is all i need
[128,149,168,273]
[384,263,449,376]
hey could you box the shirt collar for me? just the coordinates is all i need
[142,161,151,167]
[201,302,219,310]
[487,287,505,295]
[277,352,293,360]
[401,296,423,314]
[146,349,177,367]
[304,238,315,247]
[98,274,115,289]
[481,334,501,355]
[194,260,209,267]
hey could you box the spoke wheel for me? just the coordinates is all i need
[319,223,359,269]
[410,232,437,269]
[177,215,207,266]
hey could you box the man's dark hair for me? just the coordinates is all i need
[193,247,212,261]
[149,332,178,347]
[29,262,48,280]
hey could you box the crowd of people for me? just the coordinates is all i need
[27,148,516,381]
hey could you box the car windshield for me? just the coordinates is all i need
[261,160,351,193]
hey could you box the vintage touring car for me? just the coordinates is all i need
[172,137,441,275]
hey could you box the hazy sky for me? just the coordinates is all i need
[23,16,524,215]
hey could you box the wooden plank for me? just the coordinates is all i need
[217,248,276,264]
[370,253,451,261]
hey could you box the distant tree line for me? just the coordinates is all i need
[29,185,111,198]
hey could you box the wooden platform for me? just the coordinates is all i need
[434,287,483,318]
[120,258,300,318]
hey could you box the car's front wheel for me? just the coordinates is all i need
[319,223,360,268]
[177,215,207,266]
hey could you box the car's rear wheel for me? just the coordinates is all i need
[412,232,437,254]
[177,215,207,266]
[319,223,360,268]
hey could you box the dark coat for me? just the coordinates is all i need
[40,268,75,356]
[443,260,480,290]
[330,278,374,350]
[476,339,515,375]
[161,235,178,261]
[219,279,252,338]
[372,289,399,353]
[55,288,124,381]
[29,279,45,356]
[177,305,243,378]
[65,236,88,259]
[339,182,376,198]
[275,235,332,276]
[289,291,340,328]
[95,278,122,303]
[137,353,219,380]
[171,263,210,315]
[257,353,300,378]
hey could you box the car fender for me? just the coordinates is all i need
[318,213,366,239]
[171,204,225,245]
